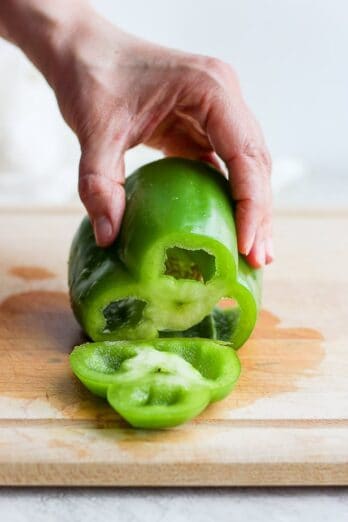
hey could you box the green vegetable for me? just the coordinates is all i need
[70,338,240,429]
[69,158,261,348]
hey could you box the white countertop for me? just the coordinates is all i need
[1,487,347,521]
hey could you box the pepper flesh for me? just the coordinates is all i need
[70,338,241,429]
[69,158,262,348]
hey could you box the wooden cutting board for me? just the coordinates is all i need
[0,208,347,486]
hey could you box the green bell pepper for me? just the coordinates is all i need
[70,338,241,429]
[69,158,262,348]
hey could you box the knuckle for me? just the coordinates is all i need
[251,196,266,215]
[78,173,107,203]
[204,56,237,82]
[238,197,264,221]
[241,143,272,175]
[193,55,238,94]
[258,148,272,174]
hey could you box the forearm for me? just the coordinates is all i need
[0,0,89,84]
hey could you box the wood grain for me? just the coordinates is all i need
[0,210,347,486]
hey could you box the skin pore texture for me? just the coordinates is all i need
[0,0,273,268]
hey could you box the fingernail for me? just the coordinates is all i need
[256,241,266,267]
[266,237,274,263]
[240,233,254,256]
[94,216,113,246]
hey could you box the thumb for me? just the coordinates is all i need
[78,134,126,247]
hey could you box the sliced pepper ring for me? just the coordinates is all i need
[70,338,241,429]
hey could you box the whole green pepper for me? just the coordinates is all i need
[70,338,241,429]
[69,158,261,348]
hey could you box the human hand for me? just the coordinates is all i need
[0,0,273,267]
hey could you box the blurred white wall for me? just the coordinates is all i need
[0,0,347,205]
[92,0,348,174]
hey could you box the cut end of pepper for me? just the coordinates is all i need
[164,247,216,283]
[69,158,261,347]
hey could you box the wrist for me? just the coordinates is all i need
[0,0,93,84]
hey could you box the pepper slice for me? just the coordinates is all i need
[70,338,241,428]
[69,158,262,348]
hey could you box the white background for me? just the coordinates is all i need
[0,0,347,205]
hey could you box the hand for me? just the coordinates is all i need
[0,1,273,267]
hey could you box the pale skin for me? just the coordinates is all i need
[0,0,273,267]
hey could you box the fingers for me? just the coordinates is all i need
[78,134,126,247]
[198,152,223,171]
[245,217,273,268]
[227,152,273,268]
[198,61,273,267]
[230,152,273,268]
[156,118,223,171]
